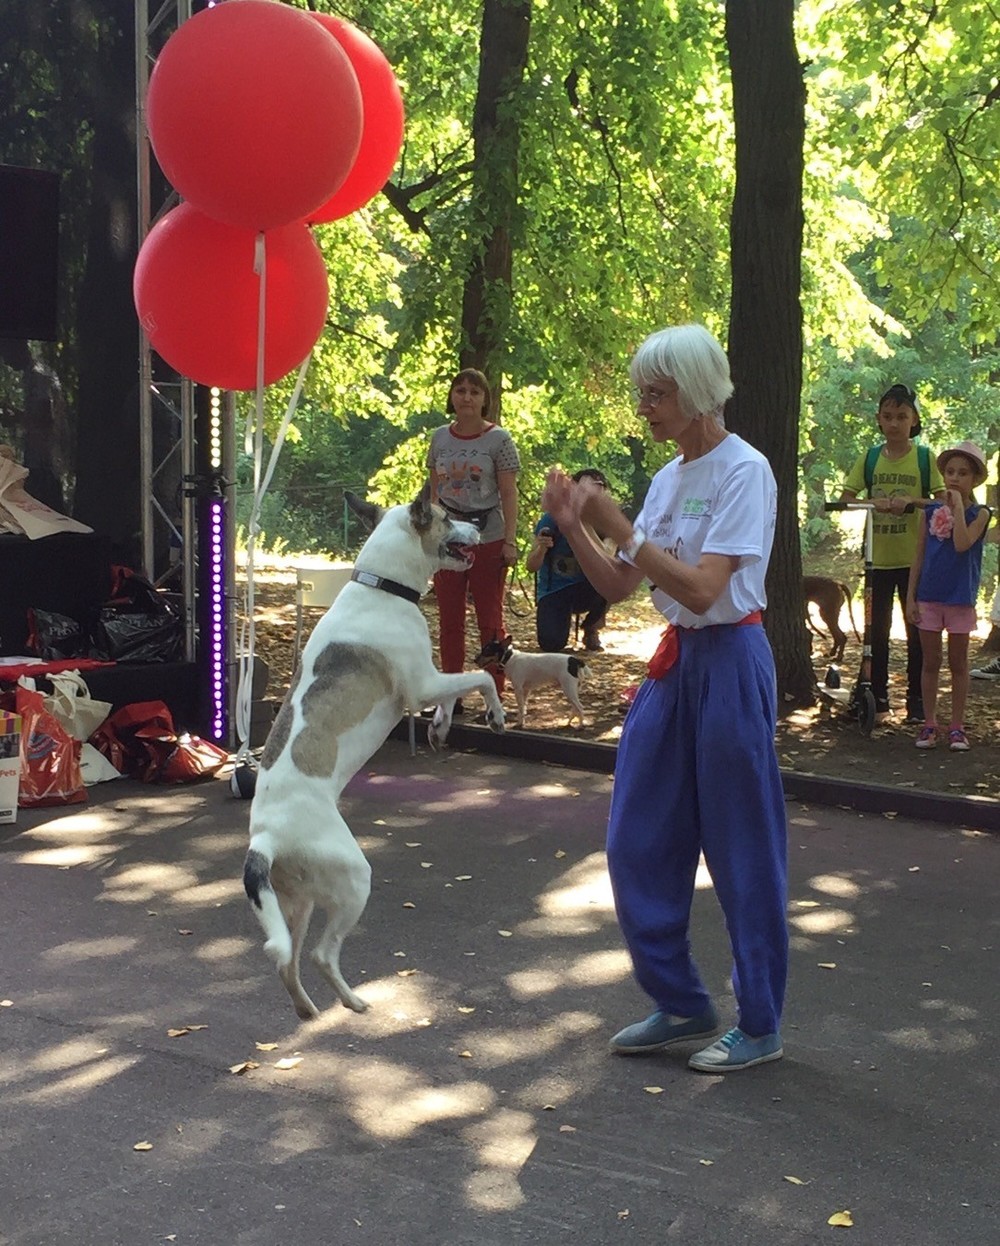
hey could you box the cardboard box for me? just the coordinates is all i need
[0,711,20,824]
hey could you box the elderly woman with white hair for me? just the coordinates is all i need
[541,323,787,1073]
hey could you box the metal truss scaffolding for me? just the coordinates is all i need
[134,0,237,742]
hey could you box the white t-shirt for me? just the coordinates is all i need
[628,433,777,628]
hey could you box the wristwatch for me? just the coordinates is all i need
[623,527,647,560]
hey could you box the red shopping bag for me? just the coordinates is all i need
[12,681,86,807]
[91,701,228,783]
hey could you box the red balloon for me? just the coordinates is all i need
[307,16,405,223]
[133,203,329,391]
[147,0,363,230]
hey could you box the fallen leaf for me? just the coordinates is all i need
[416,1017,432,1027]
[229,1060,259,1075]
[699,1159,714,1166]
[402,902,416,909]
[554,850,566,859]
[177,929,193,936]
[405,842,421,848]
[908,865,920,872]
[132,1141,154,1152]
[882,811,898,820]
[397,968,418,977]
[818,963,837,970]
[459,1050,473,1058]
[186,1024,208,1031]
[457,1006,476,1014]
[373,819,387,825]
[542,1104,556,1111]
[420,862,433,869]
[784,1175,806,1185]
[617,1210,630,1220]
[167,1028,191,1038]
[273,1057,303,1070]
[0,1000,12,1007]
[393,951,407,957]
[497,930,513,938]
[643,1086,664,1094]
[455,875,473,881]
[255,1042,279,1051]
[828,1210,854,1227]
[559,1124,576,1133]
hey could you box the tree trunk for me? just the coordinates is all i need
[725,0,815,707]
[459,0,531,419]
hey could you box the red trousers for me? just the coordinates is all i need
[433,538,507,693]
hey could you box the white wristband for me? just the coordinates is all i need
[623,527,647,560]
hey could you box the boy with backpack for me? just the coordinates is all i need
[840,384,945,723]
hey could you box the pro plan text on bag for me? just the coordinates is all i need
[93,567,183,663]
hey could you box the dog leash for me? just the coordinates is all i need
[505,567,534,619]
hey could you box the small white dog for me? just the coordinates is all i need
[475,635,589,727]
[243,488,505,1020]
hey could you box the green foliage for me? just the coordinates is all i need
[238,0,1000,561]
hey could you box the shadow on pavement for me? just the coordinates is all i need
[1,740,997,1245]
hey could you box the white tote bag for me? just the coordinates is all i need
[42,671,112,742]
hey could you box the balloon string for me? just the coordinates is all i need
[232,232,312,764]
[233,234,267,764]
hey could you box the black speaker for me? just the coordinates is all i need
[0,164,59,341]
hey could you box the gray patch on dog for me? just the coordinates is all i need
[243,849,271,908]
[260,665,301,770]
[290,643,395,777]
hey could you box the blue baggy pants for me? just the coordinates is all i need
[607,622,788,1037]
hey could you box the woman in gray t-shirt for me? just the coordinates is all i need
[427,368,520,697]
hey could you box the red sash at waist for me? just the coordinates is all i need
[647,610,763,680]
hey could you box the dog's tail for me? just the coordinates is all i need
[568,656,589,680]
[243,835,293,969]
[839,582,861,642]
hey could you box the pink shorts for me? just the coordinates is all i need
[914,602,978,634]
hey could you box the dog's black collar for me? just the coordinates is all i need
[351,568,423,605]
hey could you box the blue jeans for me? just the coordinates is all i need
[535,580,607,651]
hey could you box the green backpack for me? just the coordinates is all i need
[863,443,931,498]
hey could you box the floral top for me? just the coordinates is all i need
[916,502,989,607]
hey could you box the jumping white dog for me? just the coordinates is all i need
[243,488,505,1019]
[475,635,589,727]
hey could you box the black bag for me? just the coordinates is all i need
[91,566,183,663]
[26,608,89,660]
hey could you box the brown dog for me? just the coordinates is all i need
[803,575,859,662]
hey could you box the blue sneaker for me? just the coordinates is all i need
[688,1027,783,1072]
[609,1007,719,1055]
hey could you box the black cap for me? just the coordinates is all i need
[878,384,921,436]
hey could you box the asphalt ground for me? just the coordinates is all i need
[1,739,998,1246]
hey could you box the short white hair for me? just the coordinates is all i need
[629,324,733,422]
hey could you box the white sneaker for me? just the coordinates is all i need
[970,656,1000,679]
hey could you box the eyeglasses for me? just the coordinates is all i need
[632,384,673,408]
